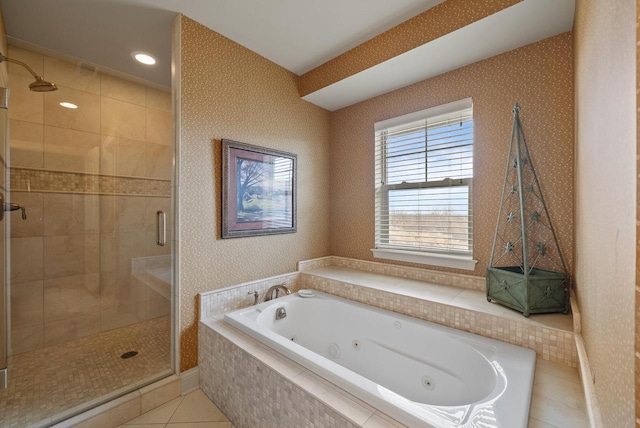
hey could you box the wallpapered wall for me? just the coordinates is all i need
[574,0,636,426]
[297,0,518,97]
[637,0,640,424]
[329,32,574,278]
[177,15,331,371]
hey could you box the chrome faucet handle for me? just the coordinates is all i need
[4,203,26,220]
[263,284,290,302]
[248,290,259,305]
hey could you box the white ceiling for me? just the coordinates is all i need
[0,0,574,110]
[0,0,444,87]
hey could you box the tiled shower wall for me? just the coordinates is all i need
[7,45,172,355]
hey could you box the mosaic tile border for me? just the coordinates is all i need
[199,272,300,319]
[299,256,485,291]
[10,167,171,197]
[300,272,577,367]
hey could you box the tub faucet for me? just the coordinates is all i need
[263,284,291,302]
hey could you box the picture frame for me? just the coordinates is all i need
[222,139,297,238]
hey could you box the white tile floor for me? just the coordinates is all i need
[119,390,231,428]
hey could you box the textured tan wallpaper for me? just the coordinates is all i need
[329,33,574,280]
[177,15,331,371]
[298,0,519,97]
[574,0,636,426]
[637,0,640,423]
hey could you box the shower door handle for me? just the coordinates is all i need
[156,210,166,247]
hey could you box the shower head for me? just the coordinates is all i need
[0,53,58,92]
[28,76,58,92]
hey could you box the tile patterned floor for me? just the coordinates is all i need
[119,389,232,428]
[0,316,171,428]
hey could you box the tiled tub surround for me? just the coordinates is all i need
[299,258,577,368]
[298,256,485,291]
[224,291,537,427]
[199,257,585,426]
[200,318,588,427]
[200,272,300,319]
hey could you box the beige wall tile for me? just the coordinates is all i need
[114,196,146,232]
[101,97,146,141]
[101,136,146,177]
[43,125,100,173]
[7,46,43,78]
[101,269,150,311]
[9,73,44,124]
[10,279,43,329]
[43,234,99,279]
[145,108,171,146]
[147,294,171,320]
[43,193,100,235]
[146,88,171,112]
[101,74,146,106]
[10,236,43,283]
[44,56,101,95]
[44,311,100,345]
[114,231,148,271]
[99,195,115,234]
[9,191,44,237]
[99,232,116,272]
[44,273,100,322]
[145,232,171,258]
[100,231,147,273]
[10,324,43,355]
[44,86,100,133]
[10,119,44,168]
[99,135,116,175]
[145,142,172,179]
[100,301,146,331]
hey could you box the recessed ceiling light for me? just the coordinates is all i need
[59,102,78,109]
[131,51,156,65]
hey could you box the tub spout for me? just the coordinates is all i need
[263,284,291,302]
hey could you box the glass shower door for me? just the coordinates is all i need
[0,85,7,390]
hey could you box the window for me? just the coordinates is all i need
[372,99,477,270]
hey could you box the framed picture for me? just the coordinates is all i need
[222,139,297,238]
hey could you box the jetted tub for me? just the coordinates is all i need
[224,290,536,428]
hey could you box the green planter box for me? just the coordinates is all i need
[486,266,569,317]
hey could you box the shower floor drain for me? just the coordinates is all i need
[121,351,138,359]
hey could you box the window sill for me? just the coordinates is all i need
[371,248,478,271]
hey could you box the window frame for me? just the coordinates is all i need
[372,98,478,270]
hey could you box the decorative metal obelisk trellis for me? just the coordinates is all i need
[486,104,569,317]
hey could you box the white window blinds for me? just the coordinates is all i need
[374,99,474,257]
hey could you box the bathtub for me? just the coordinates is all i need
[224,291,536,428]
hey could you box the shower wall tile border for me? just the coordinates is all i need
[299,256,485,291]
[10,167,171,197]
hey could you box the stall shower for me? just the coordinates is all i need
[0,45,174,427]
